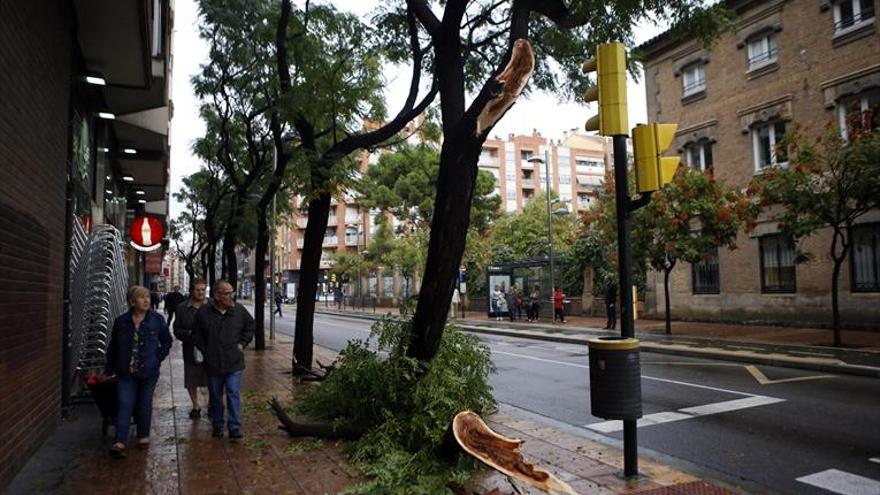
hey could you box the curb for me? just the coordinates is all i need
[315,309,880,378]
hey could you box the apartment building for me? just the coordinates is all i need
[480,130,613,214]
[638,0,879,327]
[272,130,614,300]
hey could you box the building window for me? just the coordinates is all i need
[685,140,714,171]
[752,121,788,171]
[505,171,516,181]
[838,88,880,139]
[851,223,880,292]
[692,247,720,294]
[506,191,516,200]
[520,150,534,161]
[682,63,706,96]
[559,174,571,185]
[760,235,797,293]
[833,0,875,33]
[747,33,778,69]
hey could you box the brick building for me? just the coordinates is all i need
[0,0,173,488]
[638,0,879,327]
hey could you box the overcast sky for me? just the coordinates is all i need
[167,0,667,219]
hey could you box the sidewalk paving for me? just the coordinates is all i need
[313,303,880,376]
[9,331,745,495]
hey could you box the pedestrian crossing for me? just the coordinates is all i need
[796,468,880,495]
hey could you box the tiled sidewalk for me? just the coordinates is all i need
[10,330,741,495]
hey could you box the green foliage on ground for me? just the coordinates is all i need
[296,317,496,494]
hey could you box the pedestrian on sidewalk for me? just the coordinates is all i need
[528,284,541,322]
[507,284,518,322]
[163,285,185,327]
[192,280,255,440]
[274,290,283,318]
[514,286,524,320]
[604,277,617,330]
[105,285,173,459]
[172,278,209,419]
[553,286,566,323]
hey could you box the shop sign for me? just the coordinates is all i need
[130,215,163,252]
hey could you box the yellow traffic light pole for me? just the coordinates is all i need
[584,43,676,480]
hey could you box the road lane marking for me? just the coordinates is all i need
[493,350,773,397]
[789,350,835,357]
[745,365,835,385]
[642,361,742,366]
[796,469,880,495]
[491,350,590,369]
[869,458,880,464]
[585,395,785,433]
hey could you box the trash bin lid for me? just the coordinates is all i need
[587,337,640,350]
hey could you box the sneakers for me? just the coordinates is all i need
[229,429,243,440]
[212,426,224,438]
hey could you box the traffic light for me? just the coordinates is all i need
[582,43,628,136]
[330,273,337,283]
[632,123,681,193]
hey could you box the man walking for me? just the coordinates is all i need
[163,285,185,326]
[604,277,617,330]
[173,279,209,419]
[274,290,284,318]
[192,280,254,440]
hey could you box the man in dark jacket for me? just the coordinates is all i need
[192,280,254,440]
[163,285,186,326]
[604,277,617,330]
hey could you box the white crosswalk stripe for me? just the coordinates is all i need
[795,469,880,495]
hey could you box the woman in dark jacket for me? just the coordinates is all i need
[105,285,173,458]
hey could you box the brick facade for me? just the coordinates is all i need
[0,0,73,488]
[640,0,880,328]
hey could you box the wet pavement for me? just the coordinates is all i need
[10,330,746,494]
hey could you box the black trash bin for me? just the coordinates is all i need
[588,337,642,420]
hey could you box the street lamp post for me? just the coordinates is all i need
[529,150,568,307]
[268,147,278,342]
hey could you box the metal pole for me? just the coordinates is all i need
[269,146,277,341]
[544,149,555,312]
[613,134,638,478]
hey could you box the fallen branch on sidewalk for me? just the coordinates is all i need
[290,359,337,381]
[268,397,363,440]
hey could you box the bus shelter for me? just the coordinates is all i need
[485,258,557,318]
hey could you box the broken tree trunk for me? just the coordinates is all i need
[268,397,364,440]
[450,411,578,495]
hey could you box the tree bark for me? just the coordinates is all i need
[407,141,481,360]
[664,265,673,335]
[223,221,239,289]
[253,210,270,350]
[293,193,332,371]
[269,397,364,440]
[830,227,846,347]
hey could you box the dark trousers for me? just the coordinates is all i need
[606,303,616,329]
[114,373,160,445]
[274,302,282,317]
[554,307,565,322]
[529,303,540,320]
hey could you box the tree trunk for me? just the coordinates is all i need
[407,142,481,361]
[206,241,217,289]
[293,192,333,372]
[223,227,238,289]
[664,265,673,335]
[830,226,846,347]
[253,209,270,350]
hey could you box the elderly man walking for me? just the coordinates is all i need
[192,280,254,440]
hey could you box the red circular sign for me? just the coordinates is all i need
[130,216,164,248]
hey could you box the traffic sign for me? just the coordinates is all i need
[130,215,163,252]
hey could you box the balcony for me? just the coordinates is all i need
[345,235,361,246]
[520,160,534,169]
[478,154,499,167]
[296,237,339,248]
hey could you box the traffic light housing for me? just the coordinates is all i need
[632,123,680,193]
[582,43,628,136]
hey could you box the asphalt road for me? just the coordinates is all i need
[265,310,880,495]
